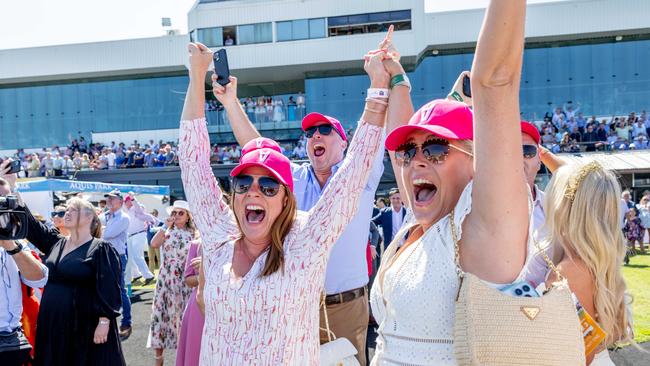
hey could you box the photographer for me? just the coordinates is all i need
[0,161,48,366]
[1,160,126,366]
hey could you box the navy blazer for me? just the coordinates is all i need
[372,207,407,254]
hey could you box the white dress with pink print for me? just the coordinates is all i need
[179,117,383,366]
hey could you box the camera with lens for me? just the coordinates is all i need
[0,195,28,240]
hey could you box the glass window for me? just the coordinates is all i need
[390,10,411,21]
[309,18,326,39]
[277,21,292,42]
[292,19,309,40]
[347,14,369,25]
[328,16,348,27]
[328,10,411,37]
[197,27,223,47]
[237,22,272,45]
[368,12,390,22]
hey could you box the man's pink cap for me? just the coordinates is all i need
[230,148,294,192]
[124,195,134,202]
[301,112,347,141]
[520,121,541,145]
[241,137,282,156]
[385,99,474,151]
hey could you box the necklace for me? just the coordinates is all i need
[239,240,270,264]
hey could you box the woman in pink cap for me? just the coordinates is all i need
[177,42,389,364]
[369,1,538,364]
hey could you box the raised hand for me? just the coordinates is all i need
[448,71,473,107]
[187,42,213,77]
[0,159,17,189]
[211,75,239,105]
[364,50,390,88]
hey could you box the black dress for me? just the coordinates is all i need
[23,207,126,366]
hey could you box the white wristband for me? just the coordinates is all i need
[367,88,390,99]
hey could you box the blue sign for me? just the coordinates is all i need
[16,179,170,196]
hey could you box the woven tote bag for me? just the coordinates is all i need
[449,210,586,365]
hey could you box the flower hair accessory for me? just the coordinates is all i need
[564,161,603,202]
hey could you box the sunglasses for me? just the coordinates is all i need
[51,211,65,218]
[232,175,282,197]
[170,210,186,217]
[395,138,460,166]
[523,145,538,159]
[305,125,339,139]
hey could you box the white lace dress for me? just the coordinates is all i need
[370,182,531,365]
[179,117,383,365]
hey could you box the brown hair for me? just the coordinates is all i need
[67,197,103,238]
[232,186,297,277]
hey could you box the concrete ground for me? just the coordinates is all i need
[123,289,649,366]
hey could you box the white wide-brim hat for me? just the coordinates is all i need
[166,200,191,215]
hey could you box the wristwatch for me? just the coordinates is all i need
[6,241,23,256]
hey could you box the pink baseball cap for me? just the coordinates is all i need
[302,112,347,141]
[385,99,474,151]
[230,148,294,192]
[241,137,282,156]
[520,121,541,145]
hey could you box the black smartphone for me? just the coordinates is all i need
[462,74,472,98]
[1,159,22,174]
[213,49,231,86]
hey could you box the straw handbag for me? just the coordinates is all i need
[319,296,361,366]
[450,210,586,365]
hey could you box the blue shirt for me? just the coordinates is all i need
[103,210,130,255]
[290,140,384,294]
[1,246,48,332]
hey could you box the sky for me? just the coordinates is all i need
[0,0,569,50]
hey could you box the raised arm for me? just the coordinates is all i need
[300,52,387,253]
[179,43,239,248]
[462,0,529,283]
[212,76,261,146]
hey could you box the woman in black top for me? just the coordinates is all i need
[23,197,125,366]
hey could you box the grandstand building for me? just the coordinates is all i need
[2,0,650,197]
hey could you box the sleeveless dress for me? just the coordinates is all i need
[370,182,532,365]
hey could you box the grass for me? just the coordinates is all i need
[132,256,650,343]
[622,252,650,343]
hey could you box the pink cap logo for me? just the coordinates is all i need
[258,150,270,163]
[419,103,436,124]
[256,139,263,148]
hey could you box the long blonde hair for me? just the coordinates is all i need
[67,197,102,238]
[543,162,632,346]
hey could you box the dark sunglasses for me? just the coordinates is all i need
[523,145,538,159]
[305,125,338,139]
[51,211,65,218]
[395,139,451,166]
[170,210,186,217]
[232,175,282,197]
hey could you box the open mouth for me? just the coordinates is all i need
[245,204,266,224]
[313,143,326,158]
[413,178,437,205]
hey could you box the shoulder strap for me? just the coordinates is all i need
[449,209,565,283]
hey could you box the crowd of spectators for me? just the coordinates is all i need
[535,103,650,153]
[206,92,306,125]
[6,138,180,178]
[7,102,650,179]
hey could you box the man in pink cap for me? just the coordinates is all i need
[211,84,385,364]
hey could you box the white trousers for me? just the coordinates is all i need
[125,232,154,284]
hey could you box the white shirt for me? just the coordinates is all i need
[107,152,116,167]
[391,206,404,240]
[126,200,156,235]
[524,186,552,286]
[370,182,531,365]
[1,246,48,332]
